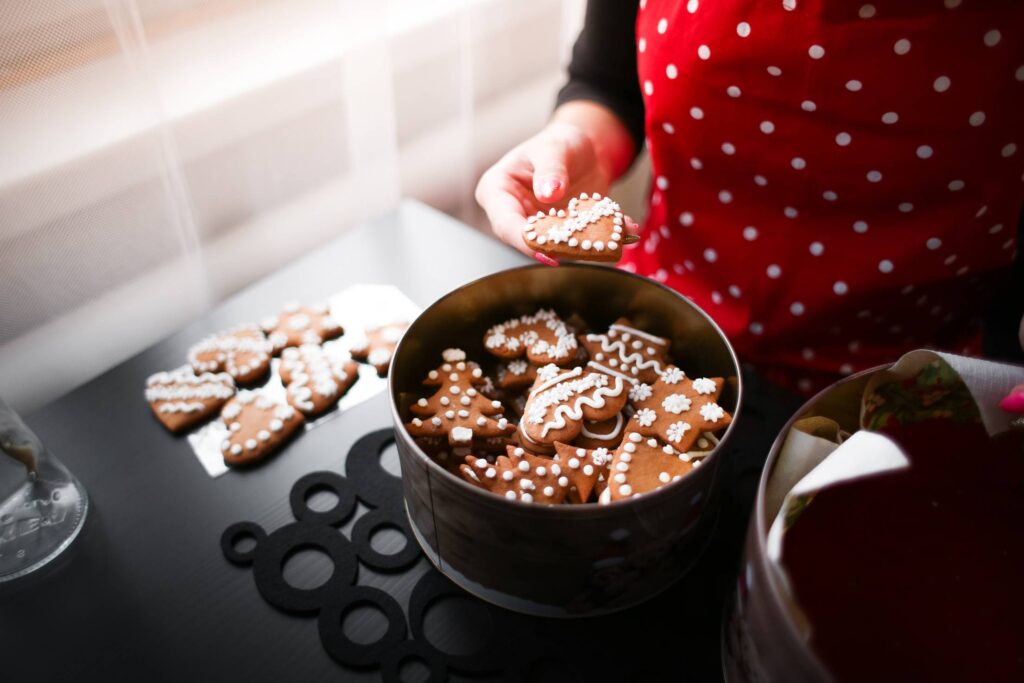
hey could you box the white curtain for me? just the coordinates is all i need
[0,0,595,411]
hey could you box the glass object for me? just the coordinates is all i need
[0,398,88,582]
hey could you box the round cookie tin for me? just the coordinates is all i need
[389,264,742,617]
[721,368,880,681]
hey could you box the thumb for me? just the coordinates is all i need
[527,140,570,204]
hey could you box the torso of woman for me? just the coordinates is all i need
[621,0,1023,393]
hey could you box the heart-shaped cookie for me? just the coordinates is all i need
[219,390,304,467]
[522,192,625,262]
[188,325,273,385]
[145,366,236,433]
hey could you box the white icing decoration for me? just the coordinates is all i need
[591,448,611,466]
[629,383,653,402]
[635,408,657,427]
[580,413,624,442]
[666,421,692,443]
[442,349,466,362]
[450,426,473,443]
[508,360,528,376]
[700,403,726,422]
[483,310,577,361]
[692,377,717,395]
[661,368,686,384]
[523,366,627,438]
[662,393,692,414]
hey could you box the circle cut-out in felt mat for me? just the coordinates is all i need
[351,509,420,571]
[253,522,358,613]
[317,586,407,668]
[379,639,448,683]
[408,569,513,674]
[289,471,357,526]
[221,522,266,566]
[345,428,403,513]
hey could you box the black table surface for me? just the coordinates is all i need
[0,200,802,682]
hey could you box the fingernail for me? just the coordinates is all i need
[533,252,559,267]
[999,391,1024,413]
[622,234,640,245]
[540,178,562,199]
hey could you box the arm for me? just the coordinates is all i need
[475,0,643,259]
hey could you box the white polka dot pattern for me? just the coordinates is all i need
[625,0,1023,394]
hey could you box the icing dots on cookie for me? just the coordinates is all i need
[220,391,304,467]
[145,366,235,432]
[483,309,578,365]
[522,193,626,263]
[406,350,514,446]
[261,302,342,352]
[580,318,671,385]
[605,431,694,502]
[350,322,408,376]
[519,361,629,446]
[279,343,359,416]
[188,325,273,385]
[628,365,732,453]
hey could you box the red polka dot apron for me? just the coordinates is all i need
[622,0,1024,394]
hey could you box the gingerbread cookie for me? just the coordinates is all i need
[459,448,569,504]
[483,309,578,365]
[145,366,236,433]
[580,318,671,385]
[519,362,629,447]
[604,431,696,502]
[628,367,732,454]
[219,391,305,467]
[522,192,626,263]
[279,344,359,416]
[572,412,626,450]
[405,349,515,446]
[496,359,539,390]
[188,325,273,385]
[261,302,342,352]
[552,442,613,503]
[351,322,408,376]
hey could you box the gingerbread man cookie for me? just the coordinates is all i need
[522,192,626,263]
[405,349,514,446]
[145,366,236,433]
[519,362,629,448]
[189,325,273,385]
[261,302,342,353]
[350,322,408,376]
[459,448,570,504]
[628,367,732,454]
[552,442,613,503]
[483,309,578,365]
[580,318,672,385]
[219,391,305,467]
[279,344,359,417]
[604,431,696,502]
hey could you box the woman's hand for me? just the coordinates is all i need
[475,101,640,264]
[998,317,1024,418]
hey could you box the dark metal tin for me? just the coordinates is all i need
[723,368,882,681]
[389,263,742,617]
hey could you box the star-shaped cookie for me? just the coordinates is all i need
[628,367,732,453]
[522,193,626,263]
